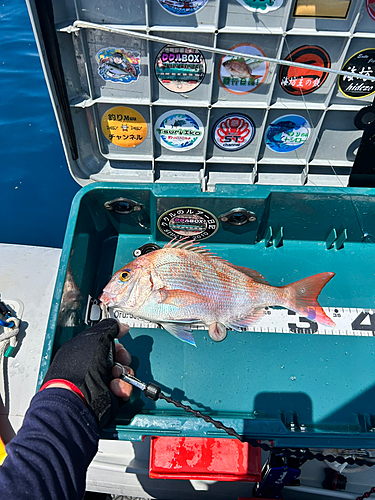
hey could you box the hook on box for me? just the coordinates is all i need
[326,228,347,250]
[264,226,283,248]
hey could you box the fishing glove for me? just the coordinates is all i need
[41,319,122,429]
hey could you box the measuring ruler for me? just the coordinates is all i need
[109,307,375,337]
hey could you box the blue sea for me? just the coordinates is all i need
[0,0,80,248]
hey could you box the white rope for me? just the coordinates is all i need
[71,20,375,83]
[0,318,20,358]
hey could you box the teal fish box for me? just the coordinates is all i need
[39,183,375,448]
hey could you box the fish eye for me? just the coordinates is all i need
[119,270,131,282]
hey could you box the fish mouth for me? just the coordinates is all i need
[98,291,116,307]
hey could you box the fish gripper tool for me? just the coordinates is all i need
[113,362,244,441]
[112,363,375,469]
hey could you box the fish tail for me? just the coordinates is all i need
[283,272,335,327]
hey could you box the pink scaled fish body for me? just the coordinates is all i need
[99,239,335,346]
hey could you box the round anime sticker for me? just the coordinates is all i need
[101,106,147,148]
[218,44,268,94]
[265,115,310,153]
[157,0,209,16]
[96,47,141,84]
[338,48,375,99]
[212,114,255,151]
[279,46,331,96]
[154,110,204,151]
[235,0,283,13]
[158,207,219,240]
[155,46,206,93]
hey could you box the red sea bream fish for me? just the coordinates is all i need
[99,239,335,346]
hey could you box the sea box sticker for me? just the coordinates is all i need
[218,44,268,94]
[265,115,311,153]
[212,114,255,151]
[338,48,375,99]
[367,0,375,20]
[158,207,219,240]
[96,48,141,84]
[157,0,209,16]
[155,45,206,93]
[279,46,331,96]
[101,106,147,148]
[235,0,283,13]
[154,110,204,152]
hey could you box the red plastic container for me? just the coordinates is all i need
[149,436,261,481]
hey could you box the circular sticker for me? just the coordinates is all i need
[265,115,310,153]
[338,49,375,100]
[155,45,206,93]
[212,114,255,151]
[157,0,208,16]
[235,0,283,13]
[101,106,147,148]
[366,0,375,21]
[158,207,219,240]
[218,44,268,94]
[279,46,331,96]
[154,110,204,151]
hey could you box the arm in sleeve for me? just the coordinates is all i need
[0,388,99,500]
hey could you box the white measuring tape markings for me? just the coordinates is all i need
[109,307,375,337]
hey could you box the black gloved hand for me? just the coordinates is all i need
[41,319,131,429]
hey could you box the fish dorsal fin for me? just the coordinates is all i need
[164,240,270,283]
[163,238,217,258]
[226,265,269,285]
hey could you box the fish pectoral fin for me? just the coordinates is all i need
[208,322,227,342]
[227,309,265,330]
[157,288,206,307]
[160,322,196,347]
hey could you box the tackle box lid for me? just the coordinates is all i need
[25,0,375,191]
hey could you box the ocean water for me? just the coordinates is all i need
[0,0,80,248]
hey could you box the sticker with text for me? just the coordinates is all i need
[101,106,147,148]
[212,113,255,151]
[279,45,331,96]
[265,114,310,153]
[158,207,218,240]
[154,110,204,151]
[155,45,206,93]
[218,44,268,94]
[338,48,375,99]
